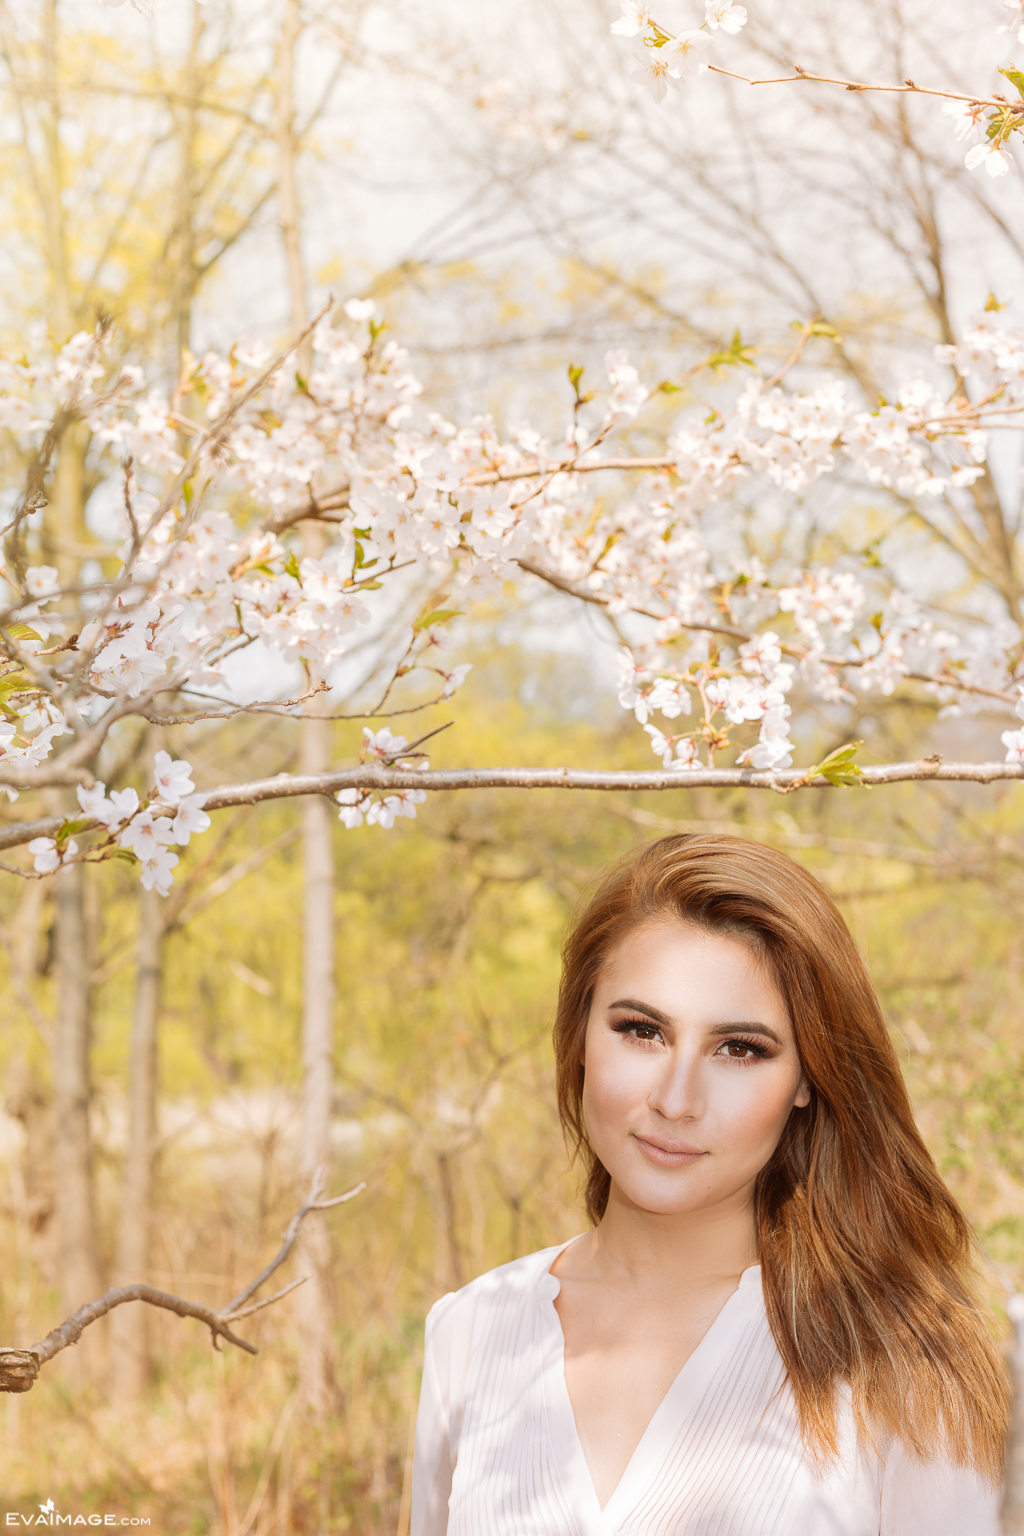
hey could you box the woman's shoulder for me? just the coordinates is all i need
[425,1239,575,1340]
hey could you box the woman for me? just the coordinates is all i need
[411,835,1008,1535]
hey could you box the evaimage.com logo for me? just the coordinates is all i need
[4,1501,150,1527]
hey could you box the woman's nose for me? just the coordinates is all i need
[646,1048,704,1122]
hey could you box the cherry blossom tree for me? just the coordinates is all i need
[2,282,1023,896]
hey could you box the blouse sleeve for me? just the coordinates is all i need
[879,1442,1001,1535]
[410,1299,454,1536]
[411,1289,477,1536]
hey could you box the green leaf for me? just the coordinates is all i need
[568,363,584,393]
[0,670,35,704]
[414,607,462,632]
[182,479,194,507]
[999,63,1024,100]
[705,330,758,376]
[284,550,301,581]
[861,540,883,568]
[870,611,884,633]
[4,624,42,643]
[355,579,383,590]
[56,817,90,844]
[656,380,684,395]
[113,847,139,865]
[985,290,1008,312]
[808,740,864,788]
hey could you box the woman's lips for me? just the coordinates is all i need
[632,1133,708,1168]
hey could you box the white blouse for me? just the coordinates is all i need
[411,1240,1000,1536]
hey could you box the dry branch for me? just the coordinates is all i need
[0,1175,363,1393]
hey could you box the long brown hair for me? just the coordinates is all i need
[554,833,1008,1477]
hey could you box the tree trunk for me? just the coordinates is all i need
[275,0,337,1414]
[296,586,337,1414]
[53,860,103,1381]
[275,0,311,375]
[110,886,164,1400]
[170,4,205,376]
[41,0,73,339]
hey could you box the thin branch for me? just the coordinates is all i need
[705,62,1016,110]
[0,1176,364,1393]
[222,1173,365,1315]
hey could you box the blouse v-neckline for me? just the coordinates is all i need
[534,1242,764,1536]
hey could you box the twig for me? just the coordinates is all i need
[0,1175,364,1393]
[222,1172,365,1316]
[705,62,1013,110]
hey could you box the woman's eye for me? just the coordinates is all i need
[718,1040,764,1060]
[612,1019,664,1044]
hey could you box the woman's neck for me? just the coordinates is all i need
[569,1180,759,1294]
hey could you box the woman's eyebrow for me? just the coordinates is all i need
[607,997,672,1025]
[708,1022,782,1045]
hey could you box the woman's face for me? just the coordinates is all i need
[582,919,810,1219]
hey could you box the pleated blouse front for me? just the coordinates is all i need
[410,1241,1000,1536]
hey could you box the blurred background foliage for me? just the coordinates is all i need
[2,0,1024,1529]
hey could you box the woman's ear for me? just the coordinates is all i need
[794,1074,811,1109]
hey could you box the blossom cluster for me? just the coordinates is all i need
[2,296,1023,882]
[27,752,210,894]
[612,0,747,102]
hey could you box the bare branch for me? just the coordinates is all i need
[0,1176,364,1393]
[222,1172,365,1315]
[704,61,1016,110]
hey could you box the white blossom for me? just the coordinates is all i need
[171,794,211,844]
[441,663,473,699]
[23,565,60,600]
[119,809,176,859]
[941,99,983,143]
[28,837,61,874]
[107,786,141,823]
[343,298,377,321]
[997,0,1024,43]
[1002,728,1024,763]
[630,46,681,101]
[152,750,196,805]
[139,846,179,897]
[704,0,747,32]
[665,30,712,74]
[611,0,650,35]
[964,142,1016,177]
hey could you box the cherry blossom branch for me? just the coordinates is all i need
[138,681,329,726]
[142,298,335,543]
[0,1174,364,1394]
[705,62,1015,110]
[515,559,1022,705]
[2,755,1023,861]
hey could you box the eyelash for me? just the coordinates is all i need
[610,1018,772,1062]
